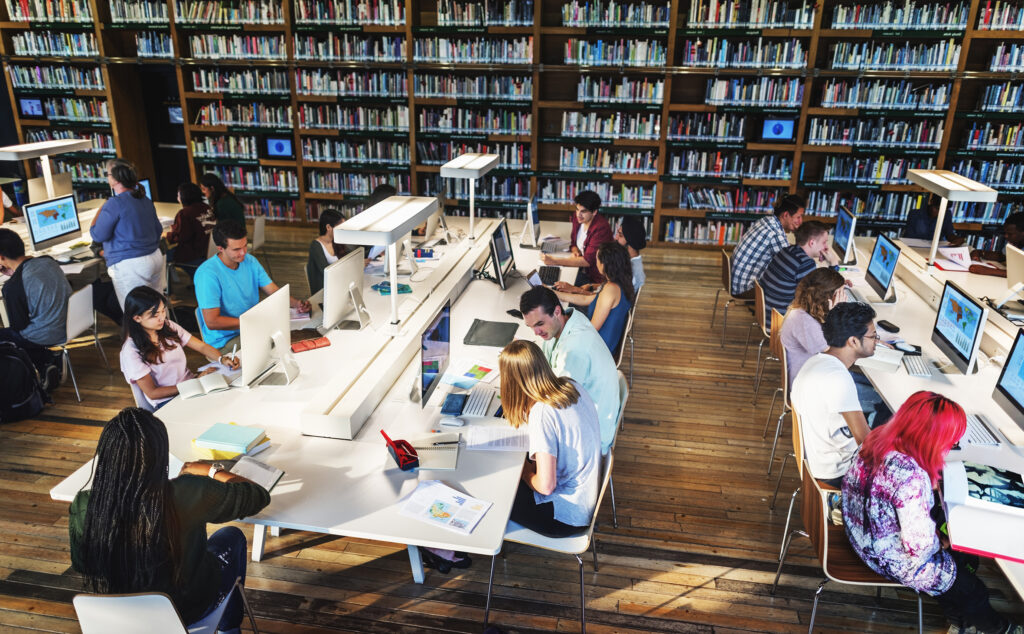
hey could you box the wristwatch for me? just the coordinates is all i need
[208,462,224,478]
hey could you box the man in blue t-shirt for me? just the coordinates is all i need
[194,220,311,351]
[760,221,838,321]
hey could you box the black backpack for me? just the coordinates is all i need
[0,341,49,423]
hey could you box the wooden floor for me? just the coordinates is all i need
[2,228,1021,633]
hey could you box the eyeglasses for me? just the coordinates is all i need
[862,332,881,341]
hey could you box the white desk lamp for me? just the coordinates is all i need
[906,169,999,268]
[440,153,498,242]
[0,139,93,199]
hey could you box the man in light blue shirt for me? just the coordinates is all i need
[194,221,310,351]
[520,286,620,454]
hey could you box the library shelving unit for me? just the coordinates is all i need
[1,0,1022,246]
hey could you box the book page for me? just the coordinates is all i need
[199,372,229,394]
[230,456,284,492]
[465,426,529,452]
[177,377,205,399]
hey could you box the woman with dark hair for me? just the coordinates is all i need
[556,241,635,352]
[70,407,269,633]
[119,286,238,409]
[306,208,347,294]
[90,158,165,307]
[780,267,846,389]
[843,392,1021,633]
[199,172,245,225]
[166,182,213,268]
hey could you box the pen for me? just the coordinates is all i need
[230,344,237,361]
[432,441,459,446]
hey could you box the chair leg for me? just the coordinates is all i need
[917,592,924,634]
[769,452,791,510]
[752,339,767,399]
[766,409,787,476]
[483,553,497,626]
[779,487,800,561]
[92,320,110,372]
[771,527,807,593]
[236,582,260,634]
[875,585,882,605]
[608,476,617,529]
[576,554,586,634]
[762,387,781,439]
[628,335,634,389]
[591,535,599,572]
[64,349,81,402]
[721,300,731,347]
[807,579,828,634]
[711,288,722,328]
[741,321,756,367]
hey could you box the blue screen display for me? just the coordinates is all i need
[997,332,1024,415]
[834,208,853,255]
[265,137,293,158]
[139,178,151,199]
[867,234,899,293]
[761,118,795,141]
[935,283,984,363]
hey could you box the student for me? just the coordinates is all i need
[165,182,212,270]
[1,188,21,222]
[617,216,647,290]
[0,228,70,387]
[843,391,1023,634]
[366,183,397,207]
[759,220,838,320]
[199,172,245,225]
[70,407,270,633]
[306,208,346,294]
[120,286,239,409]
[903,194,964,246]
[519,286,620,455]
[500,339,602,537]
[554,242,635,353]
[90,158,164,308]
[731,194,805,297]
[780,268,846,390]
[969,211,1024,277]
[541,190,614,284]
[194,220,311,352]
[791,302,879,487]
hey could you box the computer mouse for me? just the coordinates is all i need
[439,416,466,427]
[893,341,917,353]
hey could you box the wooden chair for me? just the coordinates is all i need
[762,308,789,475]
[710,250,754,347]
[772,463,924,633]
[772,408,806,560]
[749,282,779,403]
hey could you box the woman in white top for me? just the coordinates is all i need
[500,339,602,537]
[306,208,347,294]
[120,286,239,409]
[780,267,846,390]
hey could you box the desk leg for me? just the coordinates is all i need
[270,525,280,537]
[407,545,425,584]
[251,525,266,562]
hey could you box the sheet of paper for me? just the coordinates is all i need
[441,359,496,389]
[900,237,946,249]
[939,246,972,268]
[935,258,970,272]
[465,426,529,452]
[855,345,904,373]
[398,480,492,535]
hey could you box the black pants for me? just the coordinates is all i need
[509,480,587,538]
[0,328,58,374]
[935,551,1008,633]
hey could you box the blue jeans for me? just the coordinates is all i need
[193,526,247,632]
[850,368,892,428]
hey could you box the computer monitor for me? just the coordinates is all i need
[138,178,151,199]
[321,247,368,331]
[865,233,901,301]
[760,117,796,142]
[239,285,299,388]
[23,195,82,252]
[931,281,988,375]
[167,106,183,124]
[18,97,46,119]
[833,206,857,264]
[993,330,1024,430]
[996,243,1024,309]
[520,194,540,247]
[489,218,515,290]
[261,135,295,160]
[27,173,73,204]
[420,300,450,407]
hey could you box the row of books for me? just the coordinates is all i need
[667,112,746,142]
[807,190,926,220]
[416,141,529,168]
[306,200,364,222]
[679,38,807,69]
[991,43,1024,71]
[192,135,258,159]
[5,0,91,21]
[420,174,529,202]
[677,185,782,213]
[819,78,950,110]
[207,166,299,192]
[577,75,663,103]
[294,33,405,61]
[413,37,533,64]
[538,180,656,208]
[296,69,406,96]
[11,31,98,56]
[302,138,409,164]
[111,0,168,22]
[964,122,1024,150]
[136,32,173,57]
[37,97,109,122]
[950,159,1024,186]
[977,1,1024,29]
[705,77,803,106]
[192,69,289,94]
[560,111,661,140]
[667,151,792,179]
[829,40,960,71]
[562,0,670,27]
[9,64,104,90]
[53,159,104,182]
[298,104,409,130]
[806,117,944,149]
[564,38,666,66]
[25,128,114,153]
[418,108,531,135]
[663,219,747,246]
[293,0,405,25]
[195,102,293,128]
[831,1,969,30]
[189,34,286,59]
[415,73,532,101]
[687,0,815,28]
[950,201,1021,223]
[981,81,1024,112]
[307,170,410,194]
[559,147,658,174]
[437,0,533,26]
[244,199,299,221]
[819,155,936,184]
[174,0,284,24]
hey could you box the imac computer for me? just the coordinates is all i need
[995,243,1024,310]
[489,218,515,290]
[27,172,73,204]
[931,281,988,375]
[239,285,300,388]
[993,330,1024,430]
[520,194,540,247]
[864,233,901,302]
[833,206,858,264]
[23,195,82,252]
[321,247,370,332]
[420,300,451,407]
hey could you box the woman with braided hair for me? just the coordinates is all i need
[69,408,269,633]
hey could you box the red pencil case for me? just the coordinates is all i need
[291,336,330,353]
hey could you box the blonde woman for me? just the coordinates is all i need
[500,340,602,537]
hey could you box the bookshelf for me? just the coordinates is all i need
[0,0,1022,248]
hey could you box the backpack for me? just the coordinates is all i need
[0,341,49,423]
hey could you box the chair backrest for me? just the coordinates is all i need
[206,233,218,258]
[614,300,636,367]
[65,286,94,342]
[73,592,188,634]
[801,462,829,568]
[130,380,156,413]
[754,281,768,337]
[194,307,205,340]
[769,308,788,401]
[720,250,731,291]
[252,215,266,251]
[791,408,805,481]
[161,254,170,295]
[613,371,629,447]
[588,451,615,539]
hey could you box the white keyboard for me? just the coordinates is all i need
[846,286,869,305]
[965,413,1000,447]
[462,384,494,417]
[902,355,933,378]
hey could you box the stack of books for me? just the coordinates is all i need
[193,423,269,460]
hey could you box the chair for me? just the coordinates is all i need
[251,214,270,275]
[53,286,110,402]
[160,255,179,322]
[710,250,754,347]
[130,380,157,413]
[772,463,924,633]
[749,282,779,403]
[73,576,260,634]
[762,308,789,475]
[771,408,806,560]
[206,233,218,259]
[605,370,629,528]
[614,286,641,387]
[483,452,615,633]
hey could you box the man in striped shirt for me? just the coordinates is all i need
[760,221,838,321]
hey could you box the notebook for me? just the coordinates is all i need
[463,319,519,347]
[195,423,266,454]
[230,455,285,492]
[177,373,231,399]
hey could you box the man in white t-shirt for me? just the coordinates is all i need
[791,302,879,486]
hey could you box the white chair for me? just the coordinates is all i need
[160,255,179,322]
[251,215,270,275]
[73,576,259,634]
[605,370,629,528]
[483,452,614,633]
[615,286,641,387]
[130,380,156,413]
[54,286,110,402]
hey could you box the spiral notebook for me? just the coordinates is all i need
[383,433,461,471]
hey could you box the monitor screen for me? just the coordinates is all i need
[993,330,1024,428]
[865,233,900,300]
[761,118,795,142]
[23,195,81,251]
[167,106,183,124]
[18,98,45,119]
[139,178,151,199]
[490,218,515,290]
[833,206,857,263]
[420,301,451,407]
[264,136,294,159]
[931,281,988,375]
[529,194,539,227]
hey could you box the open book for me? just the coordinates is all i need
[177,372,231,399]
[230,455,285,492]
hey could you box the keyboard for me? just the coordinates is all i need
[538,266,560,285]
[965,413,1000,447]
[462,384,494,417]
[902,355,933,378]
[845,286,869,306]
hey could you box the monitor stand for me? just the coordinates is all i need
[519,219,539,248]
[319,285,372,334]
[252,331,300,387]
[995,282,1024,310]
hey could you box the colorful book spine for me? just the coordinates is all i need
[807,190,927,221]
[11,31,99,56]
[562,0,670,27]
[688,0,814,28]
[52,159,105,182]
[205,166,299,192]
[438,0,533,26]
[979,81,1024,112]
[293,0,405,25]
[705,77,803,106]
[414,73,532,100]
[679,37,807,69]
[564,38,666,66]
[195,102,293,128]
[416,141,529,169]
[964,122,1024,150]
[667,112,746,141]
[41,97,110,122]
[806,117,944,148]
[818,79,950,110]
[821,155,936,184]
[302,139,409,164]
[413,37,533,64]
[949,159,1024,187]
[538,180,656,209]
[111,0,169,22]
[419,174,529,201]
[577,75,663,103]
[244,199,299,221]
[4,0,92,21]
[991,43,1024,71]
[560,111,660,140]
[663,219,749,246]
[136,32,173,57]
[294,33,405,61]
[418,107,531,135]
[830,39,960,71]
[191,134,259,159]
[832,1,968,29]
[559,147,658,174]
[192,69,290,94]
[189,34,286,59]
[977,0,1024,29]
[307,171,410,194]
[295,70,407,96]
[174,0,284,24]
[25,128,114,153]
[678,186,783,213]
[10,64,105,89]
[298,104,409,130]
